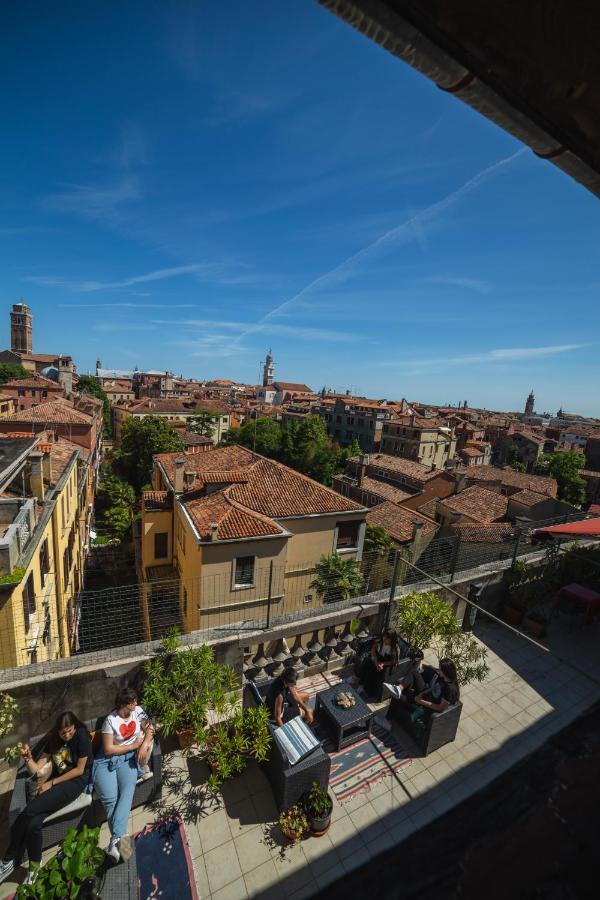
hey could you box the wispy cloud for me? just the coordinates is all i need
[93,322,157,333]
[154,319,357,342]
[230,147,527,347]
[43,176,141,226]
[27,264,219,292]
[423,275,492,294]
[382,344,587,371]
[58,302,196,309]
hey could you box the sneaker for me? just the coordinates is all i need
[23,864,39,886]
[118,835,133,862]
[0,859,14,884]
[383,682,403,700]
[106,839,120,863]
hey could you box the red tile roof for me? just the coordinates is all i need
[2,375,62,390]
[440,486,509,523]
[127,398,227,415]
[350,453,445,484]
[366,501,437,544]
[508,489,551,507]
[451,523,517,543]
[360,476,413,505]
[458,465,557,498]
[181,491,285,541]
[273,382,312,393]
[3,399,93,425]
[155,445,363,541]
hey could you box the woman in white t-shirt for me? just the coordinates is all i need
[93,688,154,863]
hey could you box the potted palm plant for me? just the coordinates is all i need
[304,781,333,836]
[143,630,238,749]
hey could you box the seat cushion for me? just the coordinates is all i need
[43,791,92,824]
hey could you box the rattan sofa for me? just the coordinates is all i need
[387,697,463,756]
[8,716,162,851]
[245,682,331,811]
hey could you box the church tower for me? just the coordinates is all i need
[262,350,274,387]
[10,302,33,354]
[525,390,535,416]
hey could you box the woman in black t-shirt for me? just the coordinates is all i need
[0,711,92,888]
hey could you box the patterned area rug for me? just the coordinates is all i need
[303,671,412,803]
[135,816,198,900]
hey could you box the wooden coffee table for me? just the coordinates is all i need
[315,684,373,751]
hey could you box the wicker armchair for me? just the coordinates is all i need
[245,682,331,811]
[8,717,162,852]
[388,697,463,756]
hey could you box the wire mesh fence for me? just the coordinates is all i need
[1,511,594,675]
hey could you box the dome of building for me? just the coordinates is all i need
[40,365,60,382]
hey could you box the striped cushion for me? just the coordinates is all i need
[273,716,320,766]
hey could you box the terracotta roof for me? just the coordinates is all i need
[350,453,444,484]
[45,436,80,482]
[127,398,227,415]
[156,445,363,532]
[441,486,509,523]
[3,399,93,425]
[142,490,173,511]
[416,498,439,517]
[181,431,213,446]
[459,465,557,498]
[360,476,412,505]
[181,490,285,541]
[452,523,517,543]
[2,375,62,389]
[459,447,485,458]
[20,353,61,363]
[366,501,437,544]
[509,489,551,507]
[273,382,312,393]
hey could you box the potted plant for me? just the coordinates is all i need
[304,781,333,836]
[16,826,104,899]
[0,692,24,763]
[206,705,271,793]
[521,608,549,637]
[279,804,309,843]
[143,630,238,749]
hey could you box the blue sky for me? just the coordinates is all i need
[1,1,599,415]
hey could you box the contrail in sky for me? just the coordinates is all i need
[233,146,526,345]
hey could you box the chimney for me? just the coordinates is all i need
[411,521,424,544]
[41,447,53,483]
[174,458,185,493]
[183,471,195,490]
[29,451,45,501]
[209,523,219,541]
[358,453,369,487]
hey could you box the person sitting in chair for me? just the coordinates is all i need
[0,711,92,887]
[381,658,459,730]
[358,629,400,699]
[266,668,314,727]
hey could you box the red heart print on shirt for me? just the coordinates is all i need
[119,721,136,739]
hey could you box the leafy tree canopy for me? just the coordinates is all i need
[229,417,282,457]
[310,553,365,603]
[0,363,29,384]
[116,416,183,493]
[187,412,218,438]
[537,451,585,505]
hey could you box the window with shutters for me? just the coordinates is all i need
[22,572,35,633]
[154,532,168,559]
[336,521,360,550]
[39,538,50,583]
[233,556,255,588]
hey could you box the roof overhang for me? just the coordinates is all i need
[319,0,600,198]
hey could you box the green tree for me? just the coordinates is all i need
[362,524,394,590]
[537,451,585,505]
[310,553,365,603]
[103,473,135,509]
[228,417,282,457]
[187,412,218,439]
[0,363,29,384]
[103,505,132,541]
[117,416,183,493]
[77,374,112,437]
[392,590,488,685]
[506,445,525,473]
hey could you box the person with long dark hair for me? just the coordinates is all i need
[358,629,400,699]
[0,711,92,887]
[93,687,154,863]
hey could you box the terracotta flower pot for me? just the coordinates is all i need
[522,615,547,637]
[502,603,524,625]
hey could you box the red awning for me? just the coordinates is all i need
[533,518,600,540]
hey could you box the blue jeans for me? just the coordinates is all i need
[93,752,140,840]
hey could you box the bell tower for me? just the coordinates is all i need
[10,301,33,354]
[525,390,535,416]
[262,349,274,387]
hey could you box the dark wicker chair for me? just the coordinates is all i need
[8,717,162,852]
[388,697,463,756]
[245,682,331,811]
[354,636,417,701]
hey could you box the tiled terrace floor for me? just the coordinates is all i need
[2,612,600,899]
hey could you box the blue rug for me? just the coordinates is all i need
[135,816,198,900]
